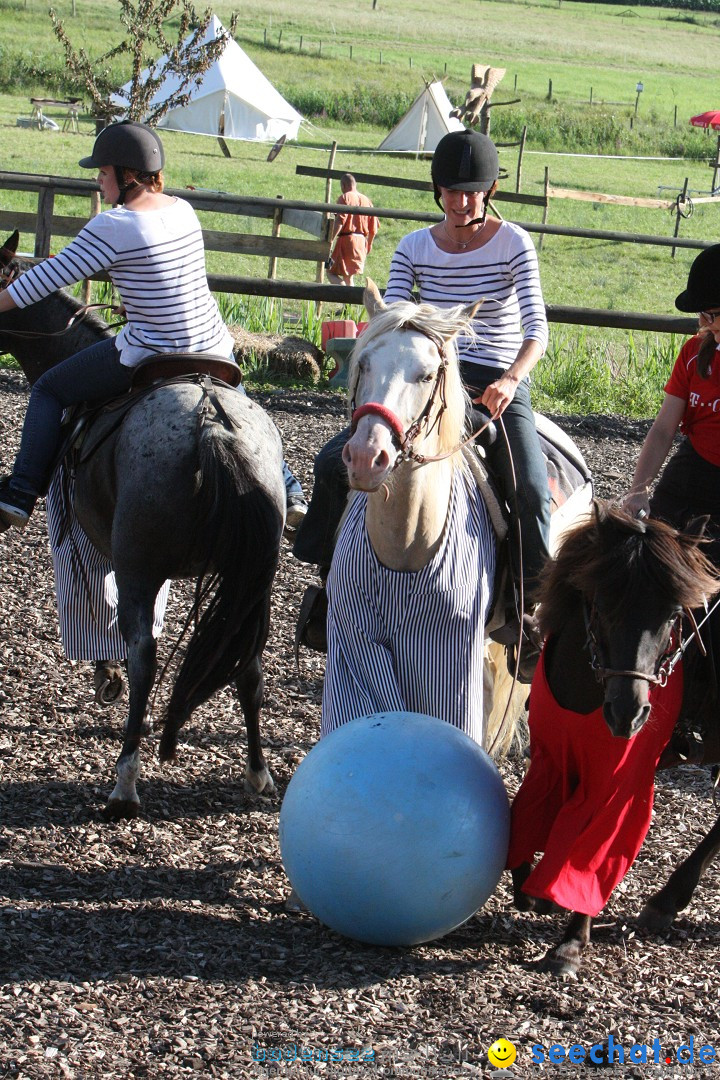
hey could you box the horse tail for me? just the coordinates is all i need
[159,422,283,763]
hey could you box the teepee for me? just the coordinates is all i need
[112,15,303,142]
[377,81,464,153]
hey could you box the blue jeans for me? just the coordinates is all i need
[13,338,133,494]
[14,338,305,504]
[462,363,551,601]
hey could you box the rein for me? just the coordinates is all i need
[0,301,125,340]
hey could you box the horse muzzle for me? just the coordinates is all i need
[602,684,652,739]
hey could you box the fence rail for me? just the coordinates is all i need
[0,168,704,341]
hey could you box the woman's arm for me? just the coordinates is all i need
[0,290,18,313]
[623,393,687,517]
[479,337,544,418]
[480,228,547,417]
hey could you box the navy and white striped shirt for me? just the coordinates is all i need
[322,466,496,747]
[8,198,233,366]
[384,222,548,373]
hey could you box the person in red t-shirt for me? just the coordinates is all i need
[624,244,720,563]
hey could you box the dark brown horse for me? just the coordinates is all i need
[0,231,285,819]
[511,502,720,975]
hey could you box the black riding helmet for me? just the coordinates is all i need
[431,129,499,211]
[79,121,165,204]
[675,243,720,312]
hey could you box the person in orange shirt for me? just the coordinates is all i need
[326,174,378,287]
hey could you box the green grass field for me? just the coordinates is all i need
[1,0,719,413]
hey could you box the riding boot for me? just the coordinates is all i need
[294,567,330,661]
[509,610,543,684]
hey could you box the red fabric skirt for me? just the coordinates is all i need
[506,644,683,916]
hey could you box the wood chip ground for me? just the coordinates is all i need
[0,374,718,1078]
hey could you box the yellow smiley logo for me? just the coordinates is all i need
[487,1038,517,1069]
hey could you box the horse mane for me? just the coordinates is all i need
[348,300,471,456]
[537,501,720,637]
[10,252,111,338]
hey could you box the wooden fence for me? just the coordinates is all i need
[0,168,702,338]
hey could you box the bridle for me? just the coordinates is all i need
[349,333,494,468]
[583,599,705,687]
[0,260,20,290]
[351,347,449,466]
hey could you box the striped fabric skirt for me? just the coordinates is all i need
[322,466,496,747]
[46,470,169,661]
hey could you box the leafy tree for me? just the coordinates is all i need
[49,0,238,123]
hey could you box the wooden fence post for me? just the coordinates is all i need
[34,185,55,258]
[315,141,338,313]
[82,189,102,304]
[538,167,550,252]
[672,177,689,258]
[516,125,527,193]
[268,196,284,280]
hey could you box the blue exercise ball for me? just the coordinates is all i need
[279,711,510,946]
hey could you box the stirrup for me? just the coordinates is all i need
[294,584,328,662]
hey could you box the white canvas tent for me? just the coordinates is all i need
[111,15,303,142]
[377,81,464,153]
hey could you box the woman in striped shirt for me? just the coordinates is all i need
[0,121,306,528]
[385,130,550,635]
[295,131,549,677]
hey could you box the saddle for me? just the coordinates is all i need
[45,352,242,493]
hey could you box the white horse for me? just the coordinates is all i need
[320,282,593,754]
[322,283,503,748]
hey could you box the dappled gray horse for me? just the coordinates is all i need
[0,231,285,819]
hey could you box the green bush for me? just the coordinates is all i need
[283,86,414,129]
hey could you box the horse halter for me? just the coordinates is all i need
[350,341,450,466]
[583,600,690,687]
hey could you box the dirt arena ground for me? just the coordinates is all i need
[0,375,718,1078]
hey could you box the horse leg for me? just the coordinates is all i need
[235,654,274,794]
[540,913,593,977]
[511,863,536,911]
[639,813,720,932]
[102,580,159,820]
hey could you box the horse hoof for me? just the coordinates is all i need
[94,662,126,707]
[245,766,275,795]
[101,798,140,821]
[637,901,675,933]
[539,944,582,978]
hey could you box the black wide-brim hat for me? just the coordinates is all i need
[675,243,720,311]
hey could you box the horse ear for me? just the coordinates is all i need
[684,514,710,543]
[0,230,19,265]
[364,278,386,319]
[463,299,484,321]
